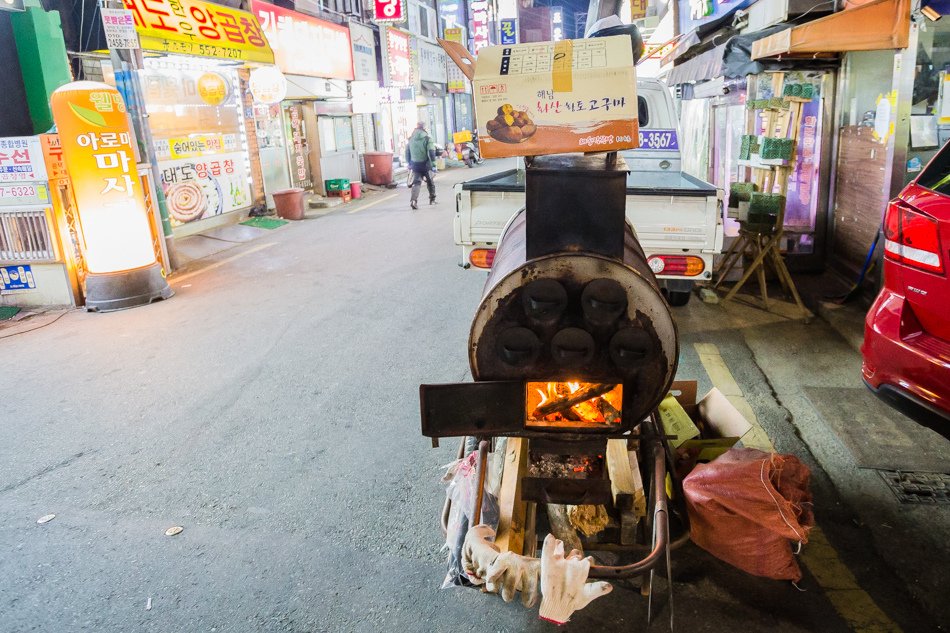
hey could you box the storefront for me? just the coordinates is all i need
[667,0,840,269]
[751,0,913,278]
[251,0,358,197]
[379,26,415,164]
[121,0,276,236]
[140,59,257,233]
[444,26,474,136]
[350,21,381,163]
[414,38,449,145]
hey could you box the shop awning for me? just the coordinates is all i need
[665,44,726,85]
[751,0,911,60]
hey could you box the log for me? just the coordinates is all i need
[566,504,609,537]
[532,383,615,417]
[546,504,583,555]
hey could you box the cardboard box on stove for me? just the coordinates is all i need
[439,36,639,158]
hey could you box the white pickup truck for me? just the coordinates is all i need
[453,78,723,306]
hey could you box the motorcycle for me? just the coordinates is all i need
[460,138,484,167]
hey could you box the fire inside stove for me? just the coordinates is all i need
[525,382,623,428]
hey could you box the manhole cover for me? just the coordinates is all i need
[879,470,950,504]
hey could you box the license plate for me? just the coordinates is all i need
[637,129,678,151]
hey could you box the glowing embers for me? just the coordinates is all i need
[525,381,622,429]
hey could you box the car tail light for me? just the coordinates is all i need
[883,201,945,274]
[647,255,705,276]
[469,248,496,269]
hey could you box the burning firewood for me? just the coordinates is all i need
[532,383,616,418]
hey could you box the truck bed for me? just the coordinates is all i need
[460,168,716,197]
[457,168,720,253]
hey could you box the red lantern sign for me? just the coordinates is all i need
[373,0,404,22]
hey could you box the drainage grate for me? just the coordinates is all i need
[879,470,950,504]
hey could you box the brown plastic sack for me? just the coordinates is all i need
[682,448,814,581]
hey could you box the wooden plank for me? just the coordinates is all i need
[523,502,538,558]
[606,439,637,507]
[606,439,646,547]
[626,449,646,517]
[495,437,529,555]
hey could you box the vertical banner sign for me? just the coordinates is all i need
[50,82,157,274]
[470,0,490,51]
[444,27,468,94]
[500,18,517,45]
[374,0,404,22]
[551,7,564,41]
[385,27,411,86]
[286,105,310,188]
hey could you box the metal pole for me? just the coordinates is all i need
[100,0,178,272]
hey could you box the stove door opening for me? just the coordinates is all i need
[525,382,623,429]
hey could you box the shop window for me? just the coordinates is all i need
[637,96,649,128]
[319,117,337,153]
[902,21,950,185]
[333,117,355,151]
[139,61,253,229]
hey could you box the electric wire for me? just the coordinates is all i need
[0,310,72,340]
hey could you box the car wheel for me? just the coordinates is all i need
[667,290,691,307]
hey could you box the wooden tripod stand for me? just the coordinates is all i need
[714,73,810,320]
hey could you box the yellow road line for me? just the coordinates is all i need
[694,342,901,633]
[346,192,398,214]
[169,242,276,285]
[694,342,773,452]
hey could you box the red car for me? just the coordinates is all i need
[863,144,950,418]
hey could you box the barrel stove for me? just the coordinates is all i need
[422,153,678,439]
[421,153,681,580]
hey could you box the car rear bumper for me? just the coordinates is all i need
[862,288,950,416]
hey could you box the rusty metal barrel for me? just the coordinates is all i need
[468,155,678,424]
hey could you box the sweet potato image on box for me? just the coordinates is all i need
[487,104,537,144]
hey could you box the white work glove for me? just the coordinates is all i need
[486,551,542,607]
[462,524,500,585]
[462,525,543,608]
[538,534,613,624]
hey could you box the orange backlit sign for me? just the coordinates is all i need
[50,82,158,274]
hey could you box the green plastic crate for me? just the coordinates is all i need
[325,178,351,192]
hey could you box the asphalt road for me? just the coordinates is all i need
[0,161,945,632]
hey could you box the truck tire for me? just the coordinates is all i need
[667,290,691,307]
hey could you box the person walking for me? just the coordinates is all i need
[405,122,436,210]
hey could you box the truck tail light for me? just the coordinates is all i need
[647,255,705,276]
[470,248,496,269]
[883,201,944,274]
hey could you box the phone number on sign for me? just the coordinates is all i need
[637,130,678,150]
[0,185,37,198]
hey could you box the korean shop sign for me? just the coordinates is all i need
[500,18,517,45]
[0,137,47,184]
[252,1,354,80]
[49,82,158,274]
[470,0,490,51]
[121,0,275,64]
[373,0,404,23]
[385,27,411,87]
[443,27,468,93]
